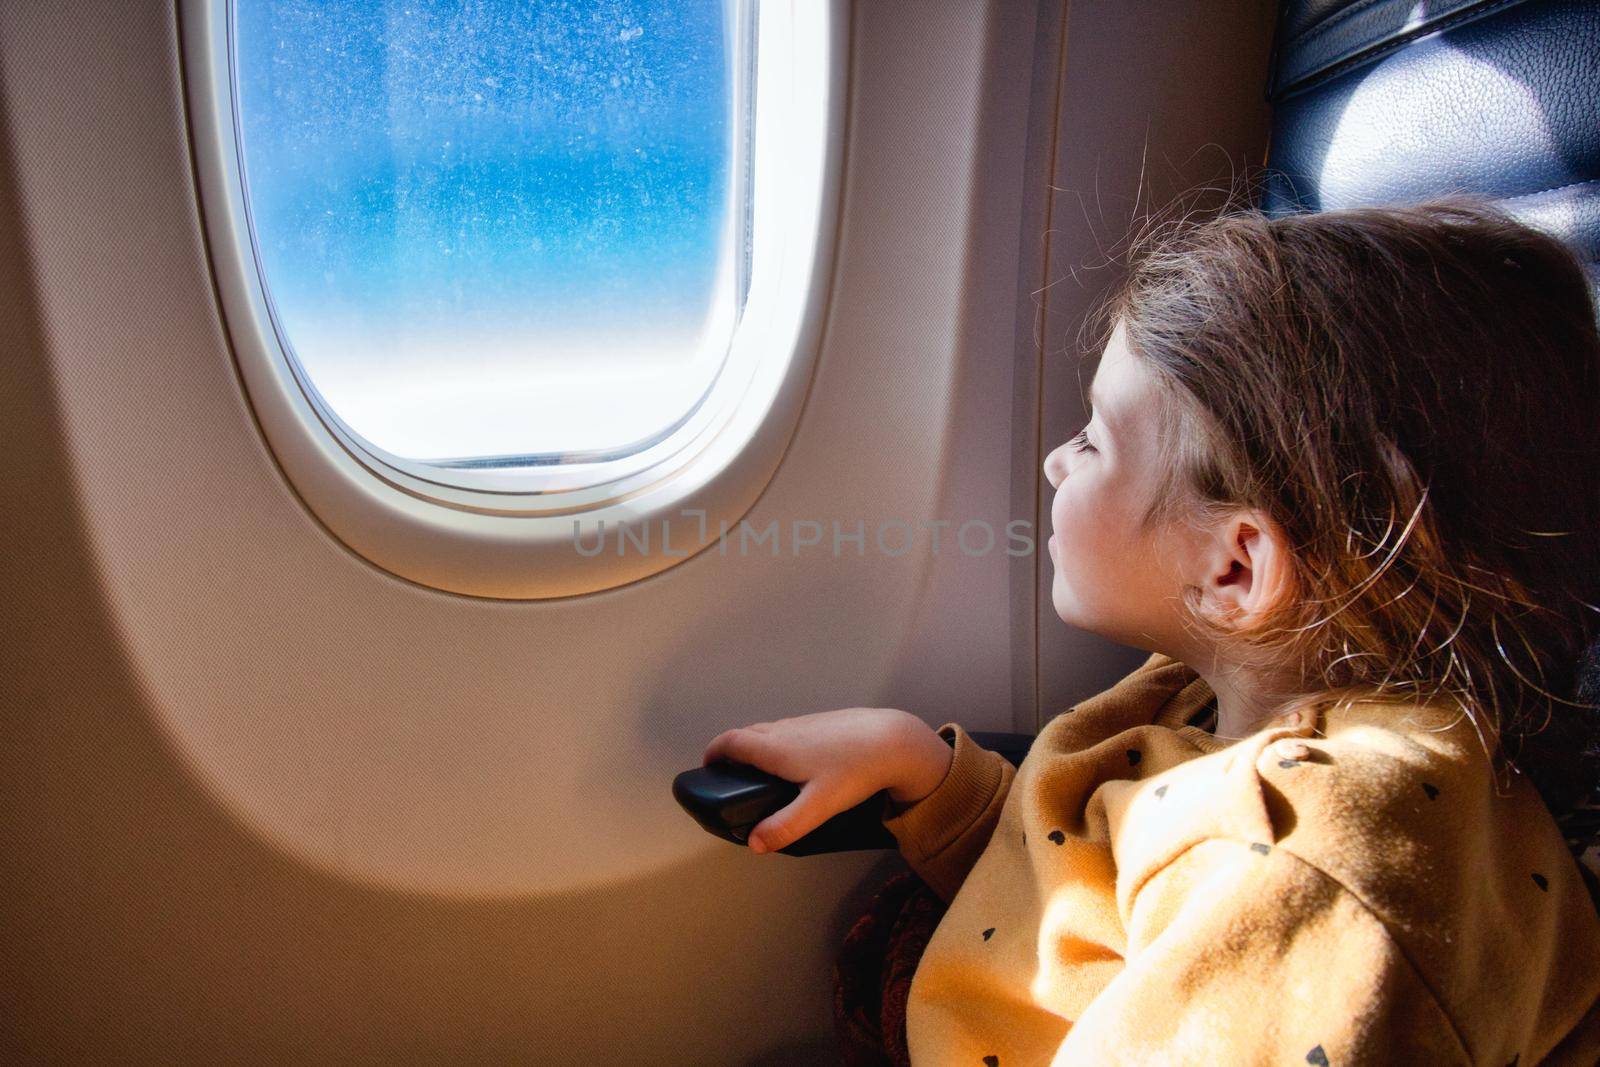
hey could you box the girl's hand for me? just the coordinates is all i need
[701,708,954,854]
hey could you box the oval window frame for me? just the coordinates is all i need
[180,0,847,599]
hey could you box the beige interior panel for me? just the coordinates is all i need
[0,0,1273,1061]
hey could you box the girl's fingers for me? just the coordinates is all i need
[747,779,825,855]
[701,729,731,765]
[703,727,769,769]
[703,729,743,766]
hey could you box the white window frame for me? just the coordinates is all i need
[180,0,846,598]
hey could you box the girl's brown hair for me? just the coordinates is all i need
[1099,195,1600,859]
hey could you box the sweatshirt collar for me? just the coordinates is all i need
[1152,673,1235,753]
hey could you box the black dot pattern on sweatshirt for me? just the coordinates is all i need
[1048,829,1065,845]
[982,927,995,941]
[1422,782,1440,800]
[983,1057,999,1067]
[1126,748,1142,766]
[1532,873,1549,892]
[1154,785,1168,799]
[1306,1045,1329,1066]
[1278,759,1301,769]
[1250,842,1272,855]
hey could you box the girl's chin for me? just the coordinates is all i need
[1049,585,1086,628]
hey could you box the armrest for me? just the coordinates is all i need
[671,730,1036,856]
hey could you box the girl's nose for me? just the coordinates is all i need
[1043,444,1066,489]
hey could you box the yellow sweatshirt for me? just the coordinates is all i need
[880,652,1600,1065]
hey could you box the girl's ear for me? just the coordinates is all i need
[1197,509,1294,630]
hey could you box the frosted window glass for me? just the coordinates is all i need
[233,0,742,467]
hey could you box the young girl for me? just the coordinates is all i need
[702,198,1600,1064]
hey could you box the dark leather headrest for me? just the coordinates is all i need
[1263,0,1600,307]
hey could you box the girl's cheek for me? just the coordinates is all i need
[1065,493,1129,566]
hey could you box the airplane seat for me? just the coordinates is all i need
[674,0,1600,871]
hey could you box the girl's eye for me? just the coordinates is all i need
[1067,429,1096,454]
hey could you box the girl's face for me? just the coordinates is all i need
[1043,320,1201,653]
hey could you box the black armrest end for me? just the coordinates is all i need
[672,730,1037,856]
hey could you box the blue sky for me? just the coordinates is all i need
[233,0,737,460]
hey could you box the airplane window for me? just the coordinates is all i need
[232,0,750,483]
